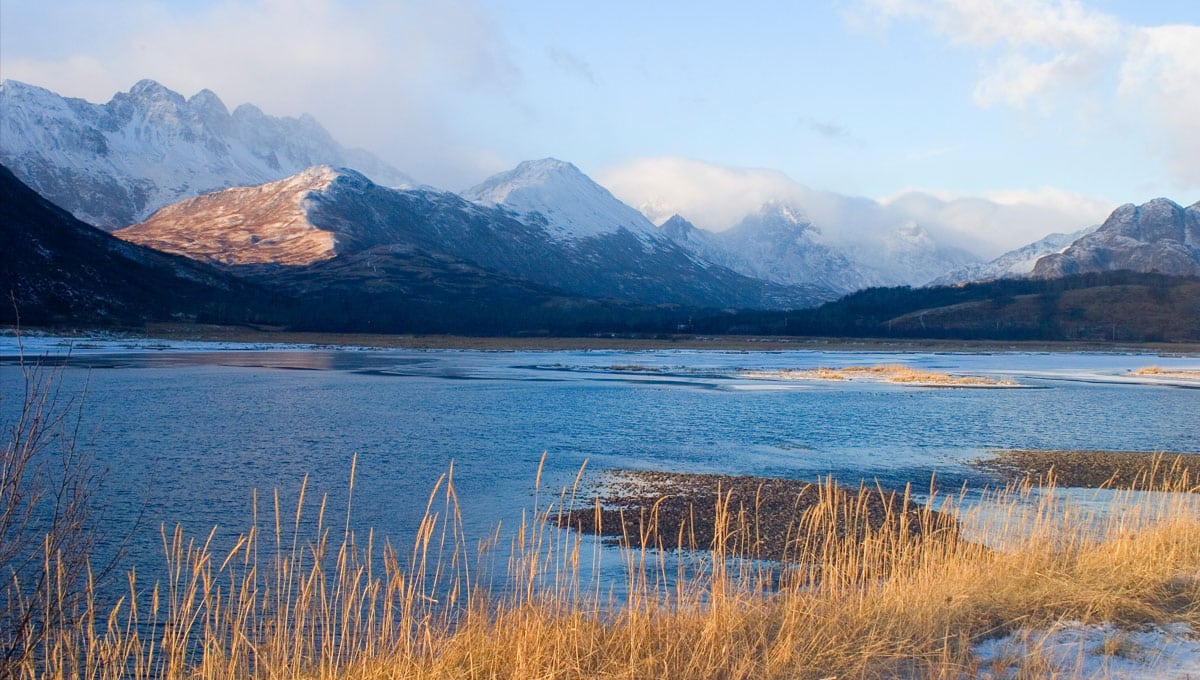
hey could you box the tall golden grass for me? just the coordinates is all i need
[11,457,1200,679]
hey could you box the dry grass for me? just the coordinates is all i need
[1132,366,1200,380]
[8,456,1199,679]
[742,364,1019,387]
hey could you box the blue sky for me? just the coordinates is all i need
[2,0,1198,251]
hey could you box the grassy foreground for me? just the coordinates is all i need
[12,459,1200,680]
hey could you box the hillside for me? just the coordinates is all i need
[696,272,1200,343]
[0,164,283,327]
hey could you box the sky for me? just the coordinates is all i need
[2,0,1198,255]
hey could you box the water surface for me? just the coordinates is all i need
[2,337,1197,590]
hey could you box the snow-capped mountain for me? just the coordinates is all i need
[848,222,980,287]
[118,165,826,309]
[659,202,978,296]
[719,203,865,291]
[1031,198,1200,278]
[659,204,857,297]
[461,158,660,242]
[931,226,1097,285]
[0,79,414,230]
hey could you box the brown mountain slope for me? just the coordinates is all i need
[115,166,340,265]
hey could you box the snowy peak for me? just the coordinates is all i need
[861,220,978,286]
[0,79,63,107]
[129,78,180,101]
[727,200,819,240]
[660,214,706,242]
[467,158,581,200]
[890,222,934,249]
[0,79,415,229]
[462,158,659,241]
[187,88,230,119]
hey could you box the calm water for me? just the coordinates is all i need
[2,336,1198,590]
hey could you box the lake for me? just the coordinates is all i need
[2,336,1198,593]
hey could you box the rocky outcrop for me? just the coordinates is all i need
[1032,199,1200,278]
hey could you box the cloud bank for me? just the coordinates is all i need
[859,0,1200,189]
[599,157,1113,257]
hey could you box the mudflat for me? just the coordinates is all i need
[976,449,1200,489]
[556,469,959,562]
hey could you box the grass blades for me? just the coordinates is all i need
[13,463,1200,679]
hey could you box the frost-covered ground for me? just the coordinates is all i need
[4,333,1199,386]
[0,331,383,356]
[974,622,1200,679]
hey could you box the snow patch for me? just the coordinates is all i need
[974,621,1200,679]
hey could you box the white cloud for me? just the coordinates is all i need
[600,156,1113,257]
[881,187,1112,252]
[860,0,1199,189]
[0,0,517,189]
[597,157,803,230]
[1118,25,1200,187]
[863,0,1123,109]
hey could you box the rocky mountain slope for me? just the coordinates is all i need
[119,163,826,309]
[0,164,280,326]
[0,79,413,230]
[1032,199,1200,278]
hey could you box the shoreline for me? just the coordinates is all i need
[7,323,1200,354]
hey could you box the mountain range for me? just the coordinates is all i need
[0,79,986,298]
[116,160,826,309]
[4,78,1200,336]
[0,162,684,334]
[0,79,412,230]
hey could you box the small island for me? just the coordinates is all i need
[741,364,1019,387]
[1132,366,1200,380]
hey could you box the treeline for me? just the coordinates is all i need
[692,271,1200,342]
[279,292,693,336]
[251,270,1200,342]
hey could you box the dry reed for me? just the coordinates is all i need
[12,458,1200,679]
[742,365,1019,387]
[1132,366,1200,379]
